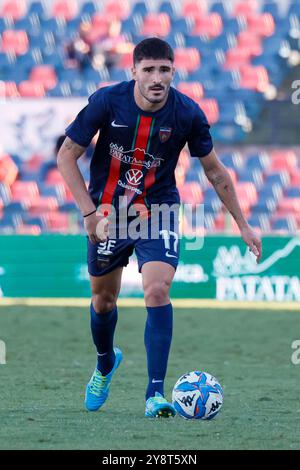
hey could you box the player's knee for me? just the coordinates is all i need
[92,293,117,313]
[144,280,171,306]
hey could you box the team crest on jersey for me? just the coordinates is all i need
[159,127,172,143]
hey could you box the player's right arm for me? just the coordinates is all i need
[57,137,107,244]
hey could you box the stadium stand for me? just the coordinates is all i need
[0,0,299,235]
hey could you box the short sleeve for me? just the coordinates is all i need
[65,89,108,147]
[187,105,213,158]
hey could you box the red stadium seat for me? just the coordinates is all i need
[1,30,29,55]
[140,14,171,38]
[235,182,258,209]
[234,0,258,19]
[0,153,18,186]
[237,31,263,56]
[46,212,71,231]
[45,169,65,185]
[18,81,45,97]
[29,65,57,91]
[276,198,300,215]
[179,182,203,205]
[104,0,130,20]
[16,224,41,235]
[174,48,201,73]
[11,181,39,201]
[240,65,269,92]
[52,0,78,21]
[182,0,207,18]
[0,81,19,98]
[116,51,133,69]
[290,171,300,186]
[224,47,252,70]
[269,150,298,173]
[1,0,27,20]
[197,99,219,124]
[90,14,111,39]
[177,82,204,100]
[246,13,275,37]
[29,197,59,216]
[192,14,223,39]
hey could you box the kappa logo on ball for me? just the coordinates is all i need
[125,169,144,186]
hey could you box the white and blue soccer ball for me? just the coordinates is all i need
[172,371,224,420]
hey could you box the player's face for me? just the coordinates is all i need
[132,59,175,104]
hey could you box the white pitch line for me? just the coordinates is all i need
[0,298,300,310]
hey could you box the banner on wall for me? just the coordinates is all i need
[2,99,86,160]
[0,235,299,301]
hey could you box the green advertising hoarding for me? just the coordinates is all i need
[0,235,299,300]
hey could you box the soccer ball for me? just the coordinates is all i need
[172,371,224,420]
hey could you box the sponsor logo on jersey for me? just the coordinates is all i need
[159,127,172,143]
[109,143,163,169]
[125,169,143,186]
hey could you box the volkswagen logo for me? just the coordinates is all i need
[125,169,143,186]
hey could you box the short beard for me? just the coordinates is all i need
[139,83,169,104]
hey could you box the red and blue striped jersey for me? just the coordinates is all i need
[65,80,213,209]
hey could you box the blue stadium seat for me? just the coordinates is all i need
[237,169,263,187]
[251,199,277,215]
[4,202,28,215]
[285,187,300,198]
[28,1,46,18]
[264,172,290,188]
[258,184,283,202]
[80,1,98,17]
[0,183,11,205]
[210,2,229,18]
[132,2,148,17]
[22,215,46,230]
[219,152,244,170]
[59,202,79,212]
[245,153,270,171]
[47,82,72,97]
[159,1,177,18]
[272,217,297,231]
[247,214,271,232]
[262,2,280,18]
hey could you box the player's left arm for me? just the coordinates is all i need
[199,148,262,263]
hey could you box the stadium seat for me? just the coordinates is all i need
[264,171,291,188]
[177,82,204,100]
[271,216,297,232]
[234,0,258,19]
[269,150,298,173]
[0,0,27,21]
[29,196,59,216]
[0,81,19,97]
[18,81,45,97]
[0,153,18,186]
[29,65,58,91]
[285,187,300,198]
[224,47,253,70]
[237,31,263,56]
[276,198,300,215]
[1,30,29,55]
[90,13,111,37]
[240,65,269,92]
[290,171,300,186]
[181,0,207,18]
[174,48,201,73]
[52,0,78,21]
[179,182,203,205]
[246,13,275,37]
[11,181,39,201]
[191,14,223,39]
[104,0,130,21]
[46,211,71,232]
[197,99,219,124]
[140,13,171,37]
[16,224,41,235]
[0,182,12,204]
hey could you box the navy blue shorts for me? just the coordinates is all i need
[87,212,180,277]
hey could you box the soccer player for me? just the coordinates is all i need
[57,38,262,418]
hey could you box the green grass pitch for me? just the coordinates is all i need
[0,304,299,450]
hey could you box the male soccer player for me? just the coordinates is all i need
[57,38,262,418]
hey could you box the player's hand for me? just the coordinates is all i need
[84,212,109,244]
[240,224,262,263]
